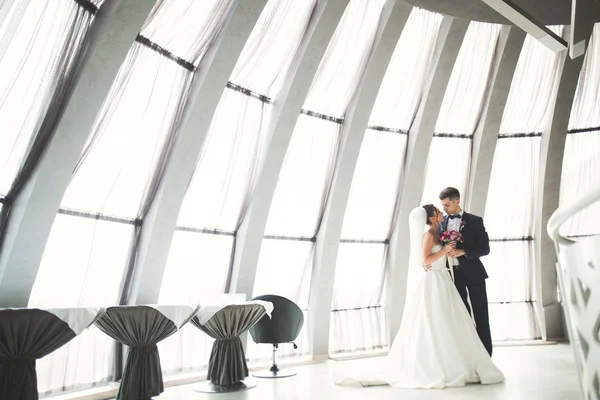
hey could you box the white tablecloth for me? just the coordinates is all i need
[195,300,273,326]
[144,304,199,328]
[0,306,105,335]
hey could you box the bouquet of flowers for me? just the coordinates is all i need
[440,230,464,280]
[440,230,464,245]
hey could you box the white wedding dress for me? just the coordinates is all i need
[335,244,505,389]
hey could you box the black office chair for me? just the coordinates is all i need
[249,294,304,378]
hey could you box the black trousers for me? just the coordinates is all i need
[453,267,493,356]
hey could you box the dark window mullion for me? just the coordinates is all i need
[339,238,388,244]
[58,207,138,226]
[489,236,534,242]
[264,234,316,243]
[174,225,236,237]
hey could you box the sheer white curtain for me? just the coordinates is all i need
[29,1,237,395]
[560,23,600,238]
[420,22,502,206]
[157,0,319,374]
[328,8,443,355]
[484,26,564,341]
[0,0,104,235]
[250,0,387,361]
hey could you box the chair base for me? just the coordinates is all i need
[194,379,256,393]
[252,366,297,379]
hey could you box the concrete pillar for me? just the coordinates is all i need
[467,27,525,216]
[386,16,469,340]
[0,0,156,306]
[536,52,583,340]
[129,0,267,305]
[228,0,347,298]
[309,0,412,358]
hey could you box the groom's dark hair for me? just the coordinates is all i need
[439,187,460,201]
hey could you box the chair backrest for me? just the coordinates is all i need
[249,294,304,344]
[547,184,600,400]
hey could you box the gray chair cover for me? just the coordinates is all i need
[249,294,304,344]
[0,309,77,400]
[94,306,189,400]
[192,304,266,387]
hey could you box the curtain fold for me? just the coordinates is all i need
[420,21,502,206]
[28,0,237,394]
[157,0,320,372]
[328,8,443,355]
[0,0,104,247]
[484,26,565,341]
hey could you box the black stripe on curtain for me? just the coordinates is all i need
[135,35,195,72]
[367,125,408,135]
[433,133,473,139]
[300,109,343,124]
[497,132,542,139]
[226,82,273,104]
[567,126,600,134]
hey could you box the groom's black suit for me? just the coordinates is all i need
[442,212,493,356]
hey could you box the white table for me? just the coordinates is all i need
[0,307,104,400]
[94,304,198,400]
[191,299,273,393]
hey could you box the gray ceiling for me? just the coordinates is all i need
[401,0,573,25]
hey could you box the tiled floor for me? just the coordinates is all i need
[155,343,580,400]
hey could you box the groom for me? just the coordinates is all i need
[439,187,493,356]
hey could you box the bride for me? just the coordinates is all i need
[335,205,505,389]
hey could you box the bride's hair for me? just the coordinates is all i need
[422,204,437,225]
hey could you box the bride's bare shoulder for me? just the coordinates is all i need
[422,232,434,242]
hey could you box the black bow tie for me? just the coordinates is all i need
[448,214,461,219]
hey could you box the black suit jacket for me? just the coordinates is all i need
[441,212,490,282]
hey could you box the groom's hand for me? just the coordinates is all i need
[452,249,466,257]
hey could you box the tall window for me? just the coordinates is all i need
[484,27,565,341]
[249,0,388,360]
[28,0,238,394]
[420,21,502,206]
[560,23,600,238]
[156,0,319,374]
[0,0,105,236]
[328,8,443,355]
